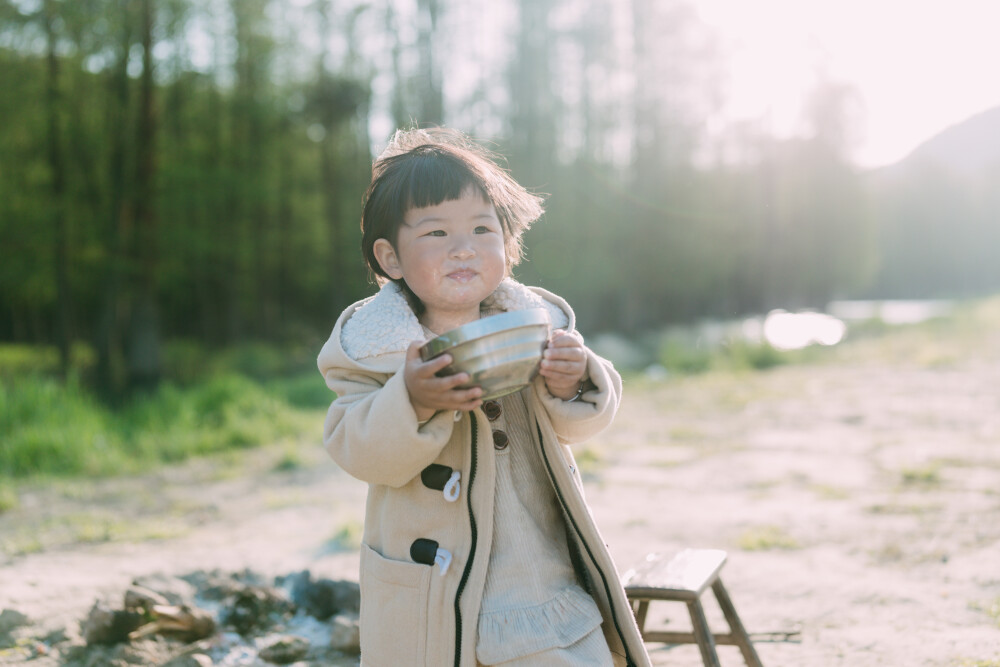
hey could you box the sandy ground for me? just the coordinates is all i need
[3,322,1000,666]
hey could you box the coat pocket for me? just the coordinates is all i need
[359,542,433,666]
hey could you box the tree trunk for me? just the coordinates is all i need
[44,0,71,379]
[127,0,161,391]
[509,0,556,185]
[96,0,133,399]
[415,0,444,125]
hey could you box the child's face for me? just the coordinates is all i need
[373,188,506,332]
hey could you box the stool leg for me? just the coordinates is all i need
[632,599,650,636]
[712,579,763,667]
[686,598,721,667]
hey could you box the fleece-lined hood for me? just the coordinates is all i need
[318,278,573,375]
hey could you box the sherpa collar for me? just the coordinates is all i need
[340,278,571,362]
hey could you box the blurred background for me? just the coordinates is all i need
[1,0,999,436]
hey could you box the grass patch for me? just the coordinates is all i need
[0,369,327,479]
[969,597,1000,628]
[2,512,189,555]
[327,520,363,551]
[273,446,308,472]
[866,501,942,516]
[667,426,705,441]
[0,342,95,379]
[0,485,18,513]
[263,490,308,509]
[574,446,604,476]
[811,484,850,500]
[656,337,800,376]
[4,534,44,556]
[737,525,801,551]
[899,463,943,488]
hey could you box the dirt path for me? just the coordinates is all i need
[3,317,1000,666]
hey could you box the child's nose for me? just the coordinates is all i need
[450,238,476,258]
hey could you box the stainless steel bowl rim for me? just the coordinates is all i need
[420,308,550,359]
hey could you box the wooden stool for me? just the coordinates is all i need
[621,549,763,667]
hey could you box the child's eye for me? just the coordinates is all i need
[425,230,446,237]
[474,225,494,234]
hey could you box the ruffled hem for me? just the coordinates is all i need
[476,585,603,665]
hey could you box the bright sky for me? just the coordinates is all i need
[694,0,1000,167]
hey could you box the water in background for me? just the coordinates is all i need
[589,300,954,372]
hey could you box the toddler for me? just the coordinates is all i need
[317,128,649,667]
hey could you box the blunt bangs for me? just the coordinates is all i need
[393,149,488,213]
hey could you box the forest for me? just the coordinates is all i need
[1,0,998,396]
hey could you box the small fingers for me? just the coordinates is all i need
[422,353,455,377]
[543,345,585,362]
[542,344,586,376]
[428,370,475,392]
[427,388,483,414]
[540,358,583,376]
[547,329,584,347]
[452,388,484,412]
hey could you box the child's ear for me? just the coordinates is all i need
[372,239,404,280]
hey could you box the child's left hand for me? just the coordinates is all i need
[540,330,589,401]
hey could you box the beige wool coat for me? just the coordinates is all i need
[317,278,650,667]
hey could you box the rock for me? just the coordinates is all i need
[285,571,360,620]
[117,638,176,665]
[81,600,144,646]
[220,586,295,636]
[0,608,30,635]
[124,585,170,611]
[257,634,310,664]
[68,637,174,665]
[132,574,197,606]
[129,604,216,643]
[189,570,261,602]
[162,654,215,667]
[329,615,360,655]
[41,624,73,645]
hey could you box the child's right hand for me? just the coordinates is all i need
[403,341,483,422]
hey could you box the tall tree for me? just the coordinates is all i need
[309,1,371,317]
[508,0,556,186]
[95,0,135,397]
[126,0,161,390]
[42,0,71,377]
[415,0,443,125]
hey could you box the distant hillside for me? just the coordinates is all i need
[874,105,1000,181]
[861,105,1000,301]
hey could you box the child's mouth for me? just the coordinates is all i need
[448,269,477,282]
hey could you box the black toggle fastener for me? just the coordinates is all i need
[410,538,440,567]
[421,464,454,491]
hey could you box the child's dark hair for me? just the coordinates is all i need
[360,128,544,312]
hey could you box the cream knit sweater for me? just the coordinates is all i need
[467,306,613,666]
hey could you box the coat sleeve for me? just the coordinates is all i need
[321,364,456,487]
[532,346,622,445]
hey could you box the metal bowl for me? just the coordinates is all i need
[419,308,551,400]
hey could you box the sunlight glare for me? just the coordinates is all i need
[763,310,847,350]
[693,0,1000,167]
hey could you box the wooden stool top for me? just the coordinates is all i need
[621,549,728,601]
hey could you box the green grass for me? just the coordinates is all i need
[327,520,364,551]
[899,463,943,488]
[969,597,1000,629]
[0,350,331,480]
[0,485,18,513]
[0,342,95,379]
[737,525,801,551]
